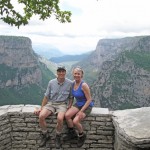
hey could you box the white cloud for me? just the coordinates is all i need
[1,0,150,54]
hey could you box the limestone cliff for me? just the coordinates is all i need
[77,36,150,110]
[0,36,42,88]
[0,36,55,105]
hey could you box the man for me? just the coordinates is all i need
[34,65,73,149]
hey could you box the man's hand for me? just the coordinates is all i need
[34,107,41,116]
[67,105,72,110]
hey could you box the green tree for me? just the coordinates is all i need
[0,0,71,28]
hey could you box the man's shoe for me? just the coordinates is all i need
[77,133,86,147]
[63,128,78,141]
[39,132,50,147]
[55,134,62,149]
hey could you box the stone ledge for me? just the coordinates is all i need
[1,104,150,150]
[112,107,150,149]
[0,105,110,115]
[91,107,109,115]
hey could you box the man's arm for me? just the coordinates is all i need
[67,97,74,109]
[41,96,48,109]
[34,96,48,115]
[67,83,74,109]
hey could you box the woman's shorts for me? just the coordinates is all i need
[44,101,67,114]
[74,104,92,116]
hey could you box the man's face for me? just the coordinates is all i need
[57,70,66,79]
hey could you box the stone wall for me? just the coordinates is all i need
[0,105,114,150]
[1,105,149,150]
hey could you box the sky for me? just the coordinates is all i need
[0,0,150,55]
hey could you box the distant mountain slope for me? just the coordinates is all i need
[75,36,150,84]
[0,36,55,106]
[71,52,97,85]
[1,35,150,111]
[33,44,64,59]
[49,52,92,63]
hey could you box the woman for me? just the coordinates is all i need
[64,66,94,147]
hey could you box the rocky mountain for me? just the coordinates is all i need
[82,36,150,110]
[33,44,64,59]
[1,35,150,110]
[49,52,92,63]
[0,36,55,105]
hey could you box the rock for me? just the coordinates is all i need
[112,107,150,149]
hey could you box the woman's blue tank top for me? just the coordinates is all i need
[72,81,94,107]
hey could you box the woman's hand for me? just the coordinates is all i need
[76,111,85,120]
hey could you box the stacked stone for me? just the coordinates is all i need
[62,107,114,150]
[0,105,114,150]
[0,108,11,150]
[84,108,114,150]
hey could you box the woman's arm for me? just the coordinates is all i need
[79,82,92,113]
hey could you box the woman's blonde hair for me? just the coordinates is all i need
[72,66,84,77]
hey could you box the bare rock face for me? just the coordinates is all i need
[89,36,150,70]
[0,36,37,67]
[87,36,150,110]
[0,36,42,88]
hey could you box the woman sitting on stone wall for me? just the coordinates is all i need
[64,66,94,147]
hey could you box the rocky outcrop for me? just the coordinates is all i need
[88,36,150,110]
[0,36,37,68]
[0,36,42,88]
[89,36,150,70]
[0,36,55,105]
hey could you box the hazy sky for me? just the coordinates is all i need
[0,0,150,54]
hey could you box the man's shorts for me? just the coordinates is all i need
[44,101,67,114]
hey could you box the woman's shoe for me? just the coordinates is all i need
[77,133,86,147]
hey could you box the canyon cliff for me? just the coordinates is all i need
[77,36,150,110]
[0,36,55,105]
[1,35,150,110]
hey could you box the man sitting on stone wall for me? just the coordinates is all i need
[34,66,73,149]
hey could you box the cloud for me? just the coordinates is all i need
[1,0,150,54]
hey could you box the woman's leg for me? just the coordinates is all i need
[73,113,87,147]
[73,112,86,134]
[65,106,79,127]
[73,107,92,147]
[73,107,92,133]
[63,107,79,141]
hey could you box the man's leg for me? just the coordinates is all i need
[39,108,52,147]
[55,112,65,149]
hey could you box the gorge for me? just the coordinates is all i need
[0,35,150,110]
[0,35,150,149]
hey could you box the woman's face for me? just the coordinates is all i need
[73,68,83,81]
